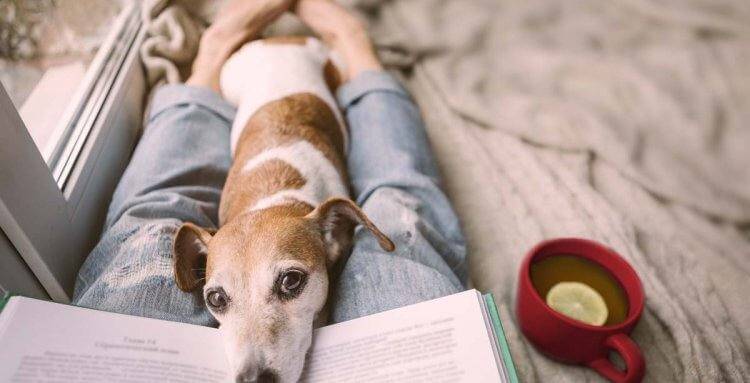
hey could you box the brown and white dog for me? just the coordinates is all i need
[172,36,394,383]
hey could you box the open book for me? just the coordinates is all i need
[0,289,517,382]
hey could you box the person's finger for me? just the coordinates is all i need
[205,0,298,60]
[215,0,295,29]
[295,0,365,44]
[211,0,295,41]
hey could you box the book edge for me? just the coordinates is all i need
[476,291,506,381]
[0,293,19,341]
[483,293,519,383]
[0,291,11,313]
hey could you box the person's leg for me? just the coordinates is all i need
[297,0,467,322]
[332,72,468,321]
[72,84,233,325]
[73,0,296,325]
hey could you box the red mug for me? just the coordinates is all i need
[516,238,645,383]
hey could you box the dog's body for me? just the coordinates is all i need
[172,37,393,383]
[220,36,348,225]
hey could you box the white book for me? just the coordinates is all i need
[0,290,517,382]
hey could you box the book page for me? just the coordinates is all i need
[300,290,504,382]
[0,298,229,383]
[0,290,505,383]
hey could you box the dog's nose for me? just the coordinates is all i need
[257,369,277,383]
[235,368,278,383]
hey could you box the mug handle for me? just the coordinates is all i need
[588,333,645,383]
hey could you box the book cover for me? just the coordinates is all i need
[0,291,11,313]
[484,293,519,383]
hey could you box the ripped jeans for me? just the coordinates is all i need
[73,71,467,326]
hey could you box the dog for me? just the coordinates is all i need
[172,36,395,383]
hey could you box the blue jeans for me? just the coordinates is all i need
[73,71,467,326]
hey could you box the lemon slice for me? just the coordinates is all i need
[546,281,608,326]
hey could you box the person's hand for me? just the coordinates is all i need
[295,0,382,82]
[187,0,296,92]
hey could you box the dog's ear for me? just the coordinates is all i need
[173,222,215,291]
[307,197,395,264]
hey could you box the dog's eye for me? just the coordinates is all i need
[206,288,229,311]
[277,269,307,299]
[282,271,304,291]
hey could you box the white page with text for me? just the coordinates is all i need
[300,290,503,382]
[0,298,229,382]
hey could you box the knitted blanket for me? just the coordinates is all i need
[140,0,750,381]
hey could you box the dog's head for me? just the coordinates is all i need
[173,198,394,383]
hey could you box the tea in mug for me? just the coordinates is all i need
[530,255,629,326]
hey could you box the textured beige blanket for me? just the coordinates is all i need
[141,0,750,381]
